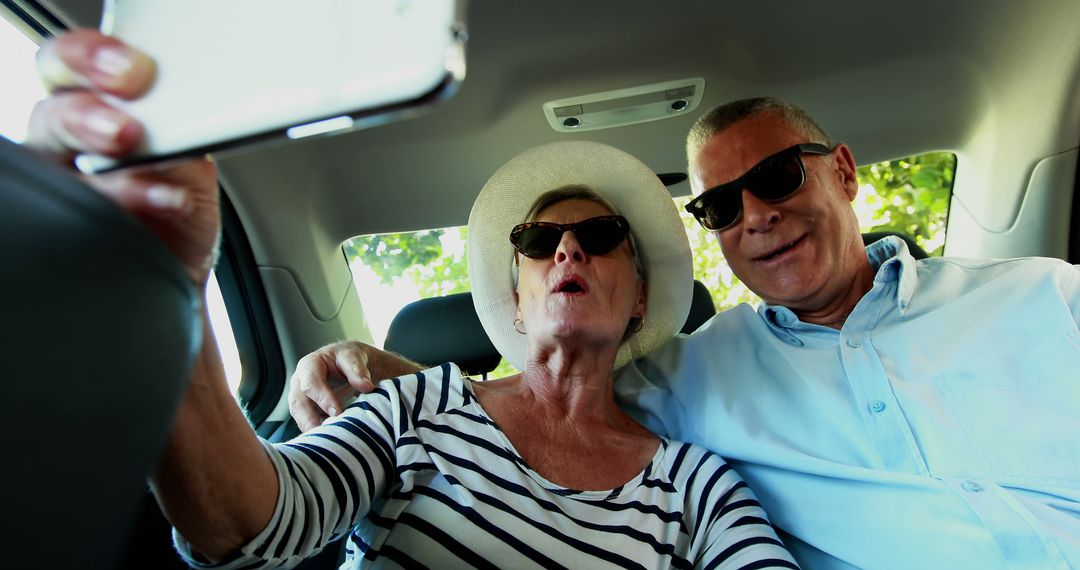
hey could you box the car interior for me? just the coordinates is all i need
[2,0,1078,568]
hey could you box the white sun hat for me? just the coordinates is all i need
[467,141,693,371]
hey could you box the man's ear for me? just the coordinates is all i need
[833,143,859,201]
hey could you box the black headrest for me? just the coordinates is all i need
[681,280,717,334]
[384,292,502,376]
[0,137,199,568]
[862,231,929,260]
[383,279,719,374]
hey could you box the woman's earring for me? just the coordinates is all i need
[513,318,527,335]
[630,315,645,334]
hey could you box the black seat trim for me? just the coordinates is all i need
[862,231,930,259]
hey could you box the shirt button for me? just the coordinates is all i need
[962,480,983,493]
[869,400,886,413]
[846,338,862,348]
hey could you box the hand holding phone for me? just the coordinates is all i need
[79,0,466,173]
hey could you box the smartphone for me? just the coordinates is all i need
[78,0,466,173]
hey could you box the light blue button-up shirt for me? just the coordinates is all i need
[616,237,1080,569]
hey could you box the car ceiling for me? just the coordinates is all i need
[28,0,1080,309]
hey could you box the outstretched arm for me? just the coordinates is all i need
[28,30,276,561]
[153,310,279,559]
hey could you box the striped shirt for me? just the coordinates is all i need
[176,363,797,569]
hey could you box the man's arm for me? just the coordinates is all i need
[289,340,424,431]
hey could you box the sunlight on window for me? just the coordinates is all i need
[346,227,468,348]
[851,152,954,257]
[0,21,46,142]
[207,271,243,395]
[350,261,424,348]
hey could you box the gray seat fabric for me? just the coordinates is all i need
[384,291,502,376]
[0,137,200,568]
[681,280,717,334]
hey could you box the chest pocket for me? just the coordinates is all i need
[935,329,1080,487]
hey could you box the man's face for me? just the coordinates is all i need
[690,112,865,312]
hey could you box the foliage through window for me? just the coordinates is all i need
[345,151,954,373]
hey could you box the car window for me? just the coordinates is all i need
[853,152,954,256]
[345,151,955,341]
[0,16,45,143]
[207,270,243,395]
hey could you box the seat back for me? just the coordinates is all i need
[384,292,502,376]
[681,280,717,334]
[0,137,199,568]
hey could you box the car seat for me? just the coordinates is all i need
[0,137,200,568]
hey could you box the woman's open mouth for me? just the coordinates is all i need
[552,275,588,295]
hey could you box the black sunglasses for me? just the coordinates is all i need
[684,142,832,231]
[509,215,630,259]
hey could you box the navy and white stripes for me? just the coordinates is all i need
[176,363,797,569]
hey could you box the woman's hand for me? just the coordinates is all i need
[26,29,220,286]
[25,30,276,560]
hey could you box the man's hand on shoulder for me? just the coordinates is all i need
[289,340,423,431]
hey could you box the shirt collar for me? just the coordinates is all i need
[867,235,919,314]
[759,235,921,343]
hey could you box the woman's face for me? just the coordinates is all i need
[515,198,646,352]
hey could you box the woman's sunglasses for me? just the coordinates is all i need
[510,215,630,259]
[684,142,831,231]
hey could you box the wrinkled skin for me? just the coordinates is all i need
[690,111,873,326]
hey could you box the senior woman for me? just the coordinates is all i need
[147,141,796,569]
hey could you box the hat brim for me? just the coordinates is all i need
[467,141,693,371]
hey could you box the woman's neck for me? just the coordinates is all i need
[512,343,625,422]
[472,348,658,490]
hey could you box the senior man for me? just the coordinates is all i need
[293,97,1080,569]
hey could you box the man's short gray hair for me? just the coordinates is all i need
[686,97,833,169]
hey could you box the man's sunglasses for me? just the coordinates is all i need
[684,142,832,231]
[509,215,630,259]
